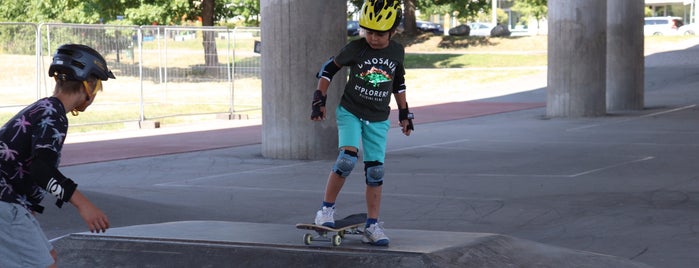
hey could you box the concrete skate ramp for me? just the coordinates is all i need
[51,221,651,268]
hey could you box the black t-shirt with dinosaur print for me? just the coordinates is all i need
[334,38,406,122]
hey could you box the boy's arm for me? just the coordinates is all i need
[311,58,342,120]
[393,62,413,135]
[394,91,408,110]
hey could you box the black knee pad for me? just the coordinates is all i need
[364,161,384,187]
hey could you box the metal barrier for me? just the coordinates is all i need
[0,23,40,110]
[0,23,261,131]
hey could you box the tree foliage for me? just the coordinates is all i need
[511,0,548,21]
[123,0,192,25]
[0,0,260,26]
[418,0,490,20]
[225,0,260,26]
[0,0,104,24]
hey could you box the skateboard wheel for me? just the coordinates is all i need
[303,233,313,245]
[332,234,342,246]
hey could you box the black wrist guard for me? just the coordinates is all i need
[311,90,327,119]
[399,105,414,131]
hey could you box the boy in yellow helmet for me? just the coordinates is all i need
[311,0,414,246]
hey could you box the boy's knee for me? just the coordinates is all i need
[332,150,358,177]
[364,161,384,186]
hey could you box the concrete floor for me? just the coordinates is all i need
[38,41,699,267]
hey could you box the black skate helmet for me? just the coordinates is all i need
[48,44,115,81]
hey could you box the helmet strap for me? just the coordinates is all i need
[71,81,100,116]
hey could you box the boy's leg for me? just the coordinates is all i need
[325,106,362,203]
[360,119,390,221]
[323,168,348,204]
[316,106,362,226]
[360,119,391,246]
[365,185,382,220]
[0,202,54,268]
[316,147,357,226]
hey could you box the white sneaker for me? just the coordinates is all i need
[362,222,390,246]
[314,206,335,227]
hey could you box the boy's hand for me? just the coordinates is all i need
[78,204,109,233]
[70,190,110,233]
[400,119,413,136]
[399,106,414,136]
[311,90,327,120]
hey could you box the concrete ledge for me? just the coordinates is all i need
[51,221,652,268]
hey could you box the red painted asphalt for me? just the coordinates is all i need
[60,101,544,166]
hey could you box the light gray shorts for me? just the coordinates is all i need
[0,201,54,268]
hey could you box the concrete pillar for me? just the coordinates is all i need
[547,0,607,117]
[607,0,644,111]
[260,0,347,159]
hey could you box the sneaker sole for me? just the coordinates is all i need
[362,238,389,246]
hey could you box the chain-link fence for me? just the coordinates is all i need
[0,22,261,132]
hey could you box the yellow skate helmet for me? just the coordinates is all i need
[359,0,402,32]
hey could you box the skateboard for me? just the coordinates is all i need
[295,213,367,246]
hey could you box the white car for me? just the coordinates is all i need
[678,23,697,35]
[468,22,496,36]
[644,17,684,36]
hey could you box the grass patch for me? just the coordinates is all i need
[1,34,693,135]
[405,53,546,68]
[395,33,548,52]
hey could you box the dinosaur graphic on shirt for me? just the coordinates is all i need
[356,67,392,87]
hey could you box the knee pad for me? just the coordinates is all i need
[332,150,358,177]
[364,161,384,187]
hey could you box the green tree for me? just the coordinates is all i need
[225,0,260,26]
[418,0,490,21]
[511,0,547,23]
[0,0,103,23]
[123,0,191,25]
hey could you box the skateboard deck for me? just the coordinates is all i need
[295,213,367,246]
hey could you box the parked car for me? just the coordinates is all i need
[416,21,444,34]
[644,17,683,36]
[347,20,360,36]
[468,22,496,36]
[678,23,697,35]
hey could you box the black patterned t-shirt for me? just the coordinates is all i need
[0,97,67,211]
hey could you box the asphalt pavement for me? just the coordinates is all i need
[38,39,699,267]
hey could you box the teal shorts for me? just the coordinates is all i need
[0,201,54,268]
[336,106,390,163]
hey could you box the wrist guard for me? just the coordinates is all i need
[399,104,415,131]
[311,90,327,119]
